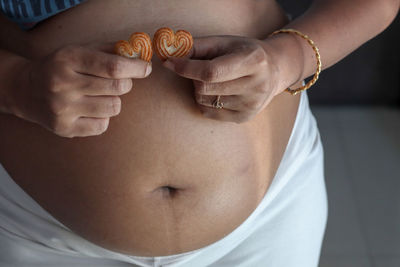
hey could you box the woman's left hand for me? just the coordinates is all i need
[162,36,292,123]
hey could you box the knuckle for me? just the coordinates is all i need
[50,118,70,136]
[195,93,204,104]
[199,82,209,94]
[49,97,69,116]
[45,66,71,95]
[111,79,122,92]
[202,63,219,82]
[253,101,264,111]
[53,44,76,62]
[112,79,130,94]
[193,80,207,94]
[106,59,123,77]
[252,47,268,66]
[244,99,262,111]
[256,85,268,94]
[47,75,62,93]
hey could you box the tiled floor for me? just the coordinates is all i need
[311,106,400,267]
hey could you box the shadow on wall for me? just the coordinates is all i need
[277,0,400,106]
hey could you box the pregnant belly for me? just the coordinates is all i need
[0,0,299,257]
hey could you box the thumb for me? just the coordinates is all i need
[162,57,186,72]
[83,41,116,54]
[188,36,228,60]
[162,36,230,71]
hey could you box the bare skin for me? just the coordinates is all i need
[0,0,299,256]
[0,0,398,257]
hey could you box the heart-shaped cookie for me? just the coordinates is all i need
[153,27,193,61]
[114,32,153,62]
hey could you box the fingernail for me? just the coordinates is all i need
[145,63,152,76]
[163,60,174,71]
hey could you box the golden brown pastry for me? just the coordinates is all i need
[153,27,193,61]
[114,32,153,62]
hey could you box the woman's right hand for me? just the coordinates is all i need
[9,42,152,138]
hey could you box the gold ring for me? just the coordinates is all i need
[212,95,223,109]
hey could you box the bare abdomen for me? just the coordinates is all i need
[0,0,300,256]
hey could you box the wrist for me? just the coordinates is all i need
[261,32,305,93]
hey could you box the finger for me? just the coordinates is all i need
[187,36,231,59]
[77,75,133,96]
[72,117,110,137]
[193,76,255,96]
[195,93,239,111]
[195,92,267,113]
[197,105,252,124]
[76,96,121,118]
[164,51,257,83]
[66,45,152,79]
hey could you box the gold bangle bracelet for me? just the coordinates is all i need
[268,29,322,96]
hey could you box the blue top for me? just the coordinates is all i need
[0,0,86,30]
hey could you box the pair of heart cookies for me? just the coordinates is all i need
[114,27,193,62]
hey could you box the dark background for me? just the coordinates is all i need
[277,0,400,106]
